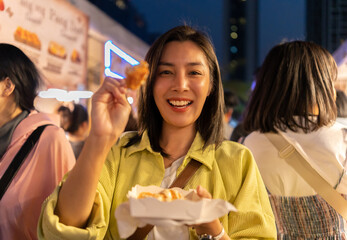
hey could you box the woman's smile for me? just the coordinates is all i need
[167,98,193,111]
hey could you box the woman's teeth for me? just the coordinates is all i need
[168,100,191,107]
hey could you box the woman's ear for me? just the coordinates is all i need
[2,77,15,97]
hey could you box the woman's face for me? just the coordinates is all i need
[153,40,211,130]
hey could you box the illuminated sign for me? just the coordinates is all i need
[104,40,139,79]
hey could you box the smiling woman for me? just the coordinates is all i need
[153,41,211,135]
[38,25,276,240]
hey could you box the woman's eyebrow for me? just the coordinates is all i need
[187,62,204,66]
[158,62,173,66]
[158,61,204,66]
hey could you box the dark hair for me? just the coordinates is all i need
[244,41,337,133]
[124,111,138,132]
[57,105,72,131]
[336,90,347,118]
[127,25,224,153]
[0,43,41,110]
[224,90,239,113]
[66,104,88,133]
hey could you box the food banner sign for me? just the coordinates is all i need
[0,0,89,90]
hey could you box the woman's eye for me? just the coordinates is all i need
[159,70,172,75]
[189,71,202,75]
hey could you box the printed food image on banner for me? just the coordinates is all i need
[71,49,81,63]
[0,0,89,90]
[14,26,41,50]
[48,41,67,59]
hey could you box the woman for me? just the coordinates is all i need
[0,43,75,239]
[243,41,347,238]
[38,26,276,239]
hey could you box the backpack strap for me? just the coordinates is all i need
[0,124,50,200]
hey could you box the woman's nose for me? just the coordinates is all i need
[172,72,188,92]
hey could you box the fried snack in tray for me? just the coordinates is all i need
[125,61,149,90]
[137,188,185,202]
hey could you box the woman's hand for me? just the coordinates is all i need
[89,77,131,145]
[55,77,132,227]
[192,186,229,239]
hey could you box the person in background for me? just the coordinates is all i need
[336,89,347,126]
[38,25,276,239]
[223,89,239,140]
[0,43,75,239]
[66,103,89,159]
[243,41,347,238]
[57,104,72,131]
[230,122,249,143]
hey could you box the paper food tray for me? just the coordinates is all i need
[128,185,203,220]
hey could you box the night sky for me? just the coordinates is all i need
[131,0,225,63]
[258,0,306,64]
[131,0,306,66]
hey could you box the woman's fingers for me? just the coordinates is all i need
[92,77,129,107]
[196,185,212,199]
[89,77,131,138]
[101,78,125,97]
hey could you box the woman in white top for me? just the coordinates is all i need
[243,41,347,239]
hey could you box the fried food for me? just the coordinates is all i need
[137,189,185,202]
[125,61,149,90]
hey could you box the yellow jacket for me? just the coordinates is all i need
[38,131,276,239]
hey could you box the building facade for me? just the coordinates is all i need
[307,0,347,53]
[227,0,258,83]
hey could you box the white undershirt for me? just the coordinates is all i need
[147,156,190,240]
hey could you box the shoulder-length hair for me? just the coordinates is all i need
[0,43,41,110]
[243,41,337,133]
[127,25,224,153]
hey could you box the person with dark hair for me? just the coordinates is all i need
[65,103,89,159]
[223,89,239,140]
[0,43,75,239]
[38,25,276,239]
[57,105,72,131]
[243,41,347,238]
[336,89,347,125]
